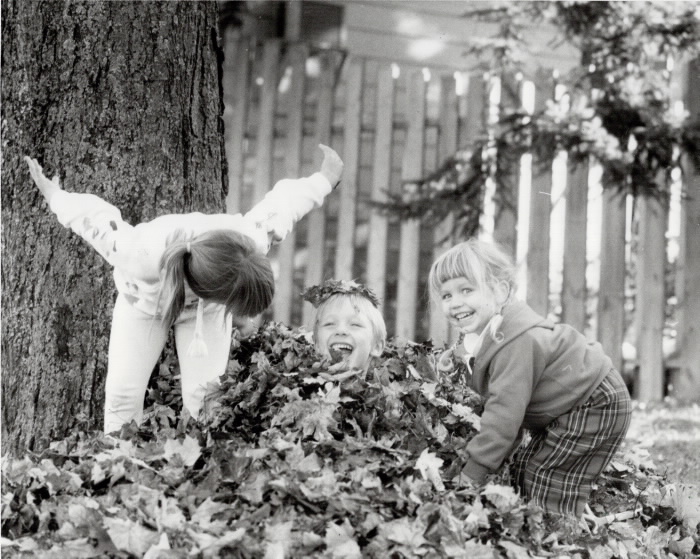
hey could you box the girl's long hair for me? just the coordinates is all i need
[157,229,275,329]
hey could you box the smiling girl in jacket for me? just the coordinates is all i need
[430,238,631,518]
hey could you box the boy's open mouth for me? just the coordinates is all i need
[329,343,353,363]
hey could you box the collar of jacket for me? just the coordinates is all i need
[473,301,554,370]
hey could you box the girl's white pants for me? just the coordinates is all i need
[104,294,232,433]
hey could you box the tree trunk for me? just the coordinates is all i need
[1,0,226,454]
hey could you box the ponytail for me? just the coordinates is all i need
[157,229,190,330]
[487,312,505,343]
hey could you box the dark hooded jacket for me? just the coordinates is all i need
[462,301,612,483]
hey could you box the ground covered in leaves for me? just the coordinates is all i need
[2,322,699,558]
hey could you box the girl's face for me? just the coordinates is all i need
[315,299,383,370]
[438,276,508,335]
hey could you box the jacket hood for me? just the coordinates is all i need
[475,301,552,367]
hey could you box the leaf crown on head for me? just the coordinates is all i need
[302,279,380,309]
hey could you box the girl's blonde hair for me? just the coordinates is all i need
[158,229,275,329]
[428,238,517,303]
[313,293,387,347]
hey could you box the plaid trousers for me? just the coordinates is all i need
[510,369,631,517]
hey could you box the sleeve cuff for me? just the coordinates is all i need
[308,171,333,198]
[48,190,72,222]
[462,458,491,485]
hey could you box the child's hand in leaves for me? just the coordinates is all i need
[24,156,62,203]
[231,314,258,338]
[456,467,481,491]
[318,144,343,190]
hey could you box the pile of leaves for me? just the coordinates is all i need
[2,322,699,558]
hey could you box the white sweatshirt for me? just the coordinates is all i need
[49,173,333,316]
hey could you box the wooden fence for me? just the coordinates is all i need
[221,36,700,401]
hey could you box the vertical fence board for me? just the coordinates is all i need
[635,191,668,400]
[494,74,521,256]
[461,73,486,151]
[526,70,554,316]
[254,40,280,203]
[367,64,395,310]
[223,35,250,214]
[429,76,459,345]
[561,162,589,331]
[284,1,303,40]
[597,189,627,372]
[672,57,700,400]
[303,52,336,326]
[274,44,307,323]
[334,58,364,279]
[675,163,700,399]
[396,70,426,340]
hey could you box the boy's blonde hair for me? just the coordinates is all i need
[313,293,387,347]
[428,238,517,302]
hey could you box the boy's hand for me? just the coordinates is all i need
[318,144,343,190]
[24,156,62,203]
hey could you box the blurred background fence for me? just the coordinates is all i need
[221,34,699,401]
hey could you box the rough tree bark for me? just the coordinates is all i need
[1,0,227,454]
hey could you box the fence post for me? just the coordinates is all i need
[493,73,521,257]
[460,73,487,152]
[284,1,302,41]
[395,70,426,340]
[303,51,336,327]
[428,75,459,346]
[254,39,281,204]
[561,157,589,332]
[635,189,668,401]
[273,43,307,324]
[223,35,250,215]
[672,57,700,401]
[367,64,395,310]
[526,69,555,317]
[596,188,627,373]
[334,57,364,280]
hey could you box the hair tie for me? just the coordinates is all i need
[489,311,505,343]
[186,242,191,253]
